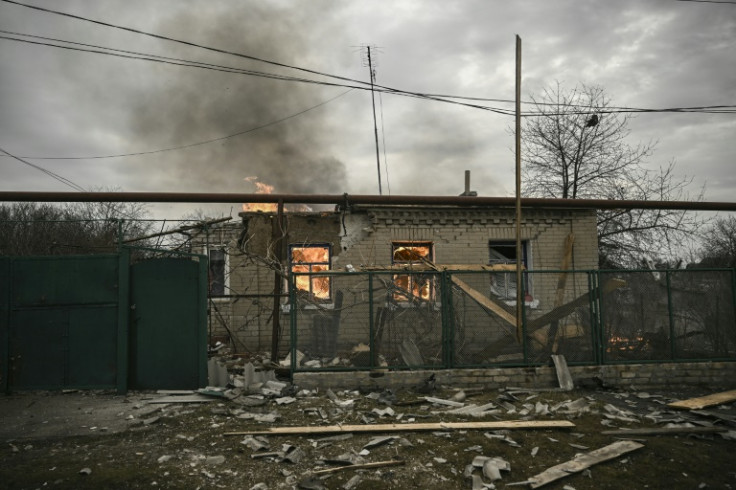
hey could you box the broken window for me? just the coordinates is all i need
[489,241,529,300]
[392,242,434,301]
[208,248,227,297]
[290,244,331,300]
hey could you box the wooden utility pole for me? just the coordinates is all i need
[366,46,383,195]
[514,35,523,343]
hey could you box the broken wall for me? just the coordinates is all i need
[197,206,599,360]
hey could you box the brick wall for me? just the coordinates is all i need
[196,206,599,355]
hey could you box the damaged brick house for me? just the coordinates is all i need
[197,203,599,367]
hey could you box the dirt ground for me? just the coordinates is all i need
[1,380,735,490]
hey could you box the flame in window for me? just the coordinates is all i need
[291,245,330,299]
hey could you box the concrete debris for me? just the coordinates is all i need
[424,396,465,407]
[371,406,396,417]
[441,402,501,418]
[207,358,230,387]
[157,454,174,463]
[342,474,362,489]
[280,350,306,368]
[484,432,521,448]
[275,396,296,405]
[531,446,539,457]
[248,484,268,490]
[240,435,269,451]
[451,390,467,403]
[79,467,92,476]
[205,455,226,465]
[362,435,397,450]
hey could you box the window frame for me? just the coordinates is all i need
[207,246,229,300]
[488,240,531,301]
[391,241,435,302]
[289,243,332,302]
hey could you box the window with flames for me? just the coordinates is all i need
[392,242,434,301]
[290,244,331,301]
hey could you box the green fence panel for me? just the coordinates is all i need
[1,258,8,392]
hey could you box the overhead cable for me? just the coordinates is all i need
[0,146,86,191]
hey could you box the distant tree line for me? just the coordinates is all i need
[0,201,152,256]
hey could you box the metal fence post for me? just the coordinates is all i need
[666,270,676,360]
[589,271,602,365]
[289,273,297,376]
[442,271,453,368]
[369,272,375,370]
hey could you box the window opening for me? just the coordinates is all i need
[208,248,227,297]
[290,244,331,300]
[489,241,530,300]
[392,242,434,301]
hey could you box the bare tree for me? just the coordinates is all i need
[698,215,736,268]
[0,198,153,256]
[521,83,704,267]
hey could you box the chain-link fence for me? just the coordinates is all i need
[288,268,736,372]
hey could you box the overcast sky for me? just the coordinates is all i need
[1,0,734,218]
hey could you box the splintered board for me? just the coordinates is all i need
[668,389,736,410]
[527,440,644,488]
[224,420,575,436]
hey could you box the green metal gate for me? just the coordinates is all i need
[128,256,207,390]
[1,251,207,393]
[1,255,124,391]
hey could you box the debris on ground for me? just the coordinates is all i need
[2,356,735,489]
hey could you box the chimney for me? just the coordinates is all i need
[459,170,477,196]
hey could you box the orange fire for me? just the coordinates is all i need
[241,177,312,213]
[291,246,330,299]
[242,177,278,212]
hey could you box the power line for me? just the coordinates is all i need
[9,88,355,161]
[0,146,86,191]
[0,33,517,116]
[7,33,732,119]
[676,0,736,4]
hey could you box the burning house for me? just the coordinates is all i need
[197,200,600,366]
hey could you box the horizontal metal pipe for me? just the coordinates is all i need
[1,191,735,211]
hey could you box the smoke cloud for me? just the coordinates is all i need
[124,2,348,195]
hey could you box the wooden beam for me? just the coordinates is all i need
[551,354,574,391]
[223,420,575,437]
[359,264,521,272]
[527,440,644,488]
[602,426,728,436]
[451,276,517,328]
[668,389,736,410]
[312,460,405,475]
[527,278,626,332]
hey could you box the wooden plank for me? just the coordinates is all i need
[312,459,405,475]
[528,278,626,332]
[551,354,574,391]
[668,390,736,410]
[602,426,728,436]
[527,440,644,488]
[223,420,576,437]
[451,276,517,327]
[553,233,575,307]
[359,264,520,272]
